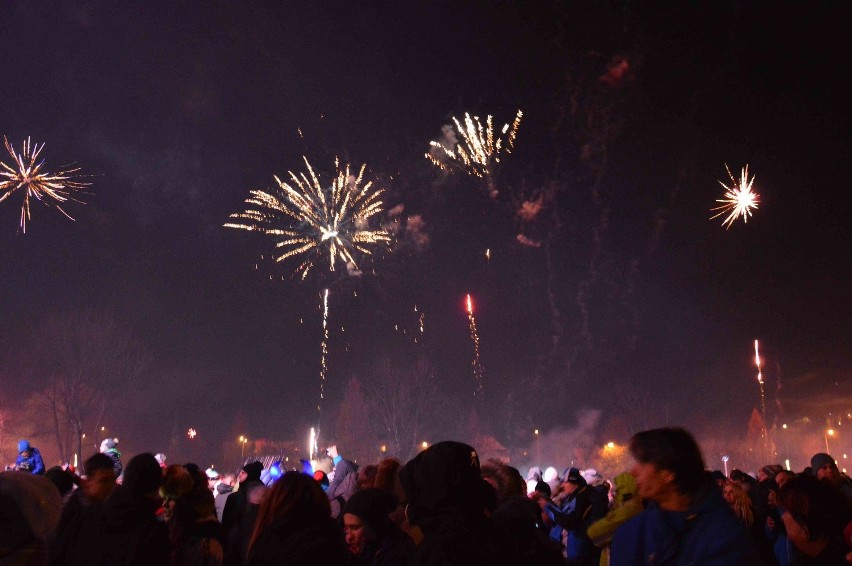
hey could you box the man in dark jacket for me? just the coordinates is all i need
[546,467,608,565]
[15,440,45,475]
[611,427,761,565]
[222,460,266,566]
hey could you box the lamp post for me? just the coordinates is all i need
[239,436,248,459]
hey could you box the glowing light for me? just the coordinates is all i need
[426,110,523,198]
[320,289,329,414]
[710,164,759,229]
[225,156,392,280]
[465,294,484,395]
[0,136,90,233]
[606,441,615,450]
[187,428,197,439]
[754,340,767,422]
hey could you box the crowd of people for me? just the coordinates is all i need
[2,427,851,565]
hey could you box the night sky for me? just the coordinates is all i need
[1,1,850,468]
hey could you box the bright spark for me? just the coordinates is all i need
[426,110,523,197]
[225,156,392,279]
[0,136,90,233]
[710,164,759,229]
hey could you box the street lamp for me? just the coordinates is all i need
[239,436,248,459]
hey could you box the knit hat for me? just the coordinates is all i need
[581,468,603,486]
[100,438,117,452]
[154,453,167,467]
[342,488,397,539]
[205,467,219,480]
[17,440,30,454]
[534,480,552,497]
[122,453,163,497]
[242,461,263,482]
[810,453,836,472]
[561,467,586,485]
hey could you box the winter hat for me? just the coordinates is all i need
[534,480,552,498]
[581,468,603,486]
[561,467,586,485]
[45,466,75,497]
[810,453,836,472]
[527,466,542,482]
[122,453,163,497]
[242,461,263,482]
[154,453,167,467]
[759,465,780,480]
[342,488,397,539]
[613,472,637,504]
[399,441,488,523]
[205,467,220,480]
[100,438,117,452]
[17,440,30,454]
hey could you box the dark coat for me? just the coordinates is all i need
[89,485,171,566]
[246,514,347,566]
[222,479,266,566]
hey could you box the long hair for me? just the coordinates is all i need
[247,471,330,555]
[374,458,402,493]
[723,481,753,528]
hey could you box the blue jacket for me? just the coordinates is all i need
[611,485,762,565]
[15,446,45,475]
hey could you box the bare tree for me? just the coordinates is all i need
[366,357,443,462]
[28,308,149,464]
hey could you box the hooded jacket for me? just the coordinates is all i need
[15,442,45,475]
[610,482,760,565]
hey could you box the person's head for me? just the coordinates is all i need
[249,472,330,555]
[17,439,31,457]
[810,453,839,484]
[374,458,402,493]
[154,453,167,468]
[775,469,794,489]
[558,466,586,496]
[399,441,491,526]
[481,459,525,504]
[205,467,220,491]
[241,461,263,483]
[220,473,236,488]
[629,427,705,505]
[358,464,378,490]
[342,488,397,556]
[45,466,75,497]
[100,438,117,453]
[122,453,163,499]
[723,480,753,528]
[160,465,194,522]
[83,452,117,502]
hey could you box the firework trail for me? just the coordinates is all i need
[466,294,484,396]
[426,110,523,197]
[225,156,392,280]
[754,339,767,422]
[710,164,759,229]
[0,136,90,233]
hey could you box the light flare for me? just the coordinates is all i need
[710,164,759,229]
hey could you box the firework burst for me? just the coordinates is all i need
[0,136,89,233]
[465,294,484,396]
[225,156,392,279]
[426,110,523,197]
[710,164,759,229]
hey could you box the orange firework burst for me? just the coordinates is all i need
[710,164,759,229]
[0,136,90,233]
